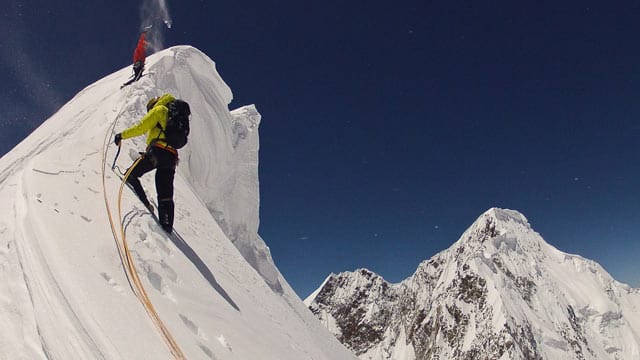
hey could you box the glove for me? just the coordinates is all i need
[114,133,122,146]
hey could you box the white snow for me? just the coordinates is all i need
[0,45,356,359]
[307,207,640,360]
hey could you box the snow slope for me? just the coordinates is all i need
[306,208,640,359]
[0,45,356,359]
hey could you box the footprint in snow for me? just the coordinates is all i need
[162,286,176,303]
[100,272,124,293]
[160,260,178,283]
[199,344,217,359]
[179,314,203,338]
[147,270,162,292]
[217,335,232,352]
[154,236,171,255]
[145,266,176,301]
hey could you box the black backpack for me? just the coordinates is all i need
[159,99,191,149]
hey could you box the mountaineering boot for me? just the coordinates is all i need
[158,199,174,233]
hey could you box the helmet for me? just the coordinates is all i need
[146,97,159,111]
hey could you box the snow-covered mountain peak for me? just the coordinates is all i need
[307,208,640,359]
[483,207,530,228]
[459,207,532,244]
[440,207,544,265]
[306,268,392,307]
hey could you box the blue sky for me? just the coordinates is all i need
[3,0,640,297]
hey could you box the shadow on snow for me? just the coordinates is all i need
[168,230,241,312]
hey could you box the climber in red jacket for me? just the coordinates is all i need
[121,31,148,88]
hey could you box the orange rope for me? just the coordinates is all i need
[101,102,185,359]
[101,133,134,293]
[118,159,185,359]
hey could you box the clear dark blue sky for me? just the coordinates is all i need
[3,1,640,297]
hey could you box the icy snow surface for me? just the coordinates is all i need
[0,46,356,359]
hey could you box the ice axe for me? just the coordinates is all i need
[112,143,121,171]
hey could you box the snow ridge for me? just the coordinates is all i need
[0,45,356,359]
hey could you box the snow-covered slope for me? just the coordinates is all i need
[0,45,356,359]
[306,208,640,360]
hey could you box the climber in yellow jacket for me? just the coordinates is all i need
[114,93,180,233]
[116,93,175,147]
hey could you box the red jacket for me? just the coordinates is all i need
[133,32,146,63]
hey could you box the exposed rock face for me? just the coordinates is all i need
[306,208,640,360]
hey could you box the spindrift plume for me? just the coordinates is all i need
[139,0,172,51]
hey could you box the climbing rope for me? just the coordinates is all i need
[116,158,185,359]
[100,92,185,359]
[101,102,134,292]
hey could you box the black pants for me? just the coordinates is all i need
[127,146,177,232]
[132,61,144,81]
[121,61,144,87]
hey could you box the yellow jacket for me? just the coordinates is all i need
[121,93,175,147]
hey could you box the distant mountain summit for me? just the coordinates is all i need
[305,208,640,359]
